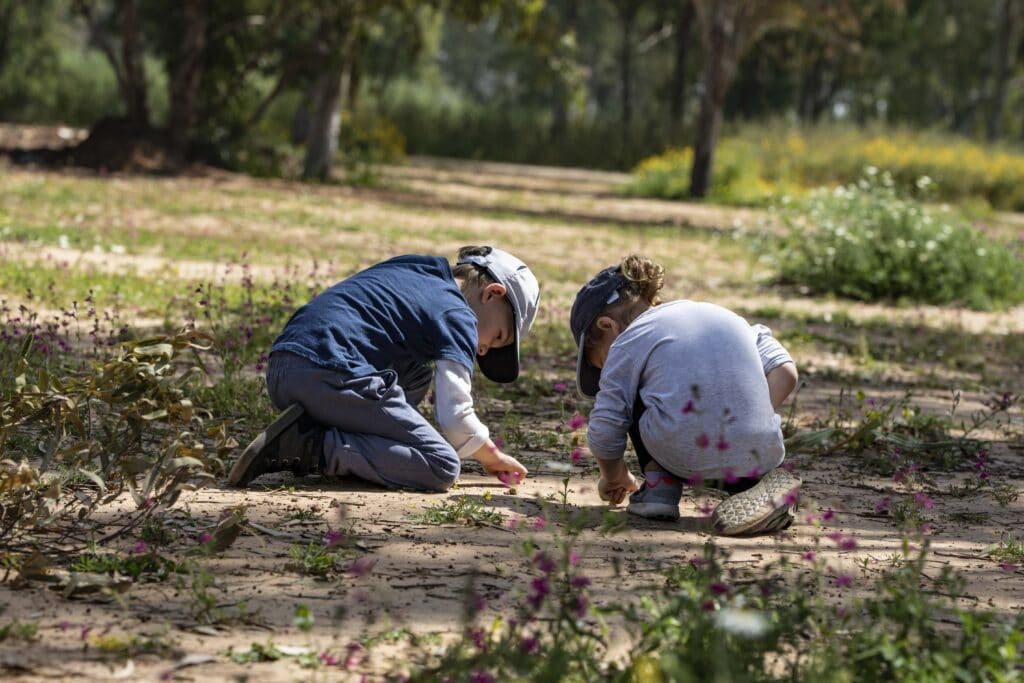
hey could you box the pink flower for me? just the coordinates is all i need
[130,541,149,555]
[571,575,591,589]
[531,516,547,531]
[833,574,854,588]
[822,508,835,521]
[744,467,761,479]
[568,552,580,565]
[801,551,816,562]
[198,532,213,544]
[347,556,377,578]
[527,576,550,606]
[689,556,707,568]
[568,414,586,431]
[470,628,487,650]
[722,468,738,484]
[913,492,934,510]
[532,551,556,574]
[999,562,1019,573]
[520,635,540,654]
[324,530,345,548]
[827,532,857,550]
[506,515,522,530]
[716,437,730,451]
[469,672,495,683]
[709,582,730,595]
[319,651,341,666]
[784,489,800,506]
[780,461,796,472]
[695,432,710,449]
[493,436,505,450]
[80,626,92,641]
[874,496,892,515]
[553,382,568,393]
[698,501,714,516]
[571,447,584,463]
[681,400,695,414]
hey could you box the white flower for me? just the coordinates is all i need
[714,607,770,638]
[58,234,70,248]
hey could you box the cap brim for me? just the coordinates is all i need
[479,338,519,383]
[574,332,601,397]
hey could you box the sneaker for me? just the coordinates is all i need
[228,404,326,487]
[627,476,682,521]
[711,468,801,536]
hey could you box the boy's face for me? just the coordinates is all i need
[473,283,516,357]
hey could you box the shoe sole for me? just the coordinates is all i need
[711,468,801,536]
[227,404,305,487]
[627,502,681,521]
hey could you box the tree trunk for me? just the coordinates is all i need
[119,0,148,126]
[689,1,736,199]
[798,49,824,123]
[167,0,206,160]
[988,0,1017,141]
[302,68,345,180]
[668,1,695,140]
[617,1,637,160]
[549,0,578,142]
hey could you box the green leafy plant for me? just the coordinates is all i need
[414,496,503,527]
[70,548,187,582]
[771,172,1024,309]
[0,329,234,549]
[286,541,351,578]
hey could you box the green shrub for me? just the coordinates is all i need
[771,173,1024,310]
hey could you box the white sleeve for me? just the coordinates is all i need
[751,324,794,375]
[434,359,490,458]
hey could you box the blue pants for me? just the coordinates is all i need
[266,351,460,492]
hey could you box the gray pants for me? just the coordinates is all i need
[266,351,459,492]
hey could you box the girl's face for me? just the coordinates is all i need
[584,315,624,369]
[472,283,515,357]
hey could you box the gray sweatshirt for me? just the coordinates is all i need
[586,300,793,480]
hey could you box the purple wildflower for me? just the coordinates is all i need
[568,414,586,431]
[347,556,377,578]
[913,492,934,510]
[682,400,695,414]
[695,432,710,449]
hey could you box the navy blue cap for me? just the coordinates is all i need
[569,266,628,397]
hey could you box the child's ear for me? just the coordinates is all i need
[595,315,621,335]
[482,282,508,302]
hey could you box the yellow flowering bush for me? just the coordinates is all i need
[629,124,1024,210]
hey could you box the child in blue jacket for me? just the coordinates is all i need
[229,246,540,491]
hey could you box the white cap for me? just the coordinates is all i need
[457,247,540,382]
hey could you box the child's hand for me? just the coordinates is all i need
[483,452,529,485]
[598,471,639,505]
[473,440,529,485]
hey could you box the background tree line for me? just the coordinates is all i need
[0,0,1021,196]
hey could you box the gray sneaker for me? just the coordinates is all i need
[711,468,801,536]
[627,476,682,521]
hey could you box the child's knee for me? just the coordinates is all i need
[421,446,460,491]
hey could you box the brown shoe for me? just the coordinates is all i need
[228,404,325,487]
[711,468,801,536]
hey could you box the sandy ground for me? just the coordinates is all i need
[0,148,1022,681]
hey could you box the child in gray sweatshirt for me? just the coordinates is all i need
[570,255,801,536]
